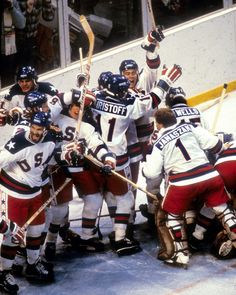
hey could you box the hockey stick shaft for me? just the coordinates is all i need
[211,83,228,133]
[76,15,95,138]
[198,94,228,112]
[84,154,158,201]
[21,178,71,231]
[146,0,156,29]
[146,0,159,48]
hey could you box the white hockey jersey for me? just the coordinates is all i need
[48,95,112,171]
[171,103,209,130]
[143,123,223,186]
[92,91,160,170]
[0,130,56,198]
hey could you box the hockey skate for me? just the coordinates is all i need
[0,270,19,295]
[108,231,116,249]
[25,258,54,282]
[139,204,156,229]
[79,237,105,252]
[164,250,189,269]
[44,242,56,261]
[115,238,142,257]
[12,247,27,276]
[59,226,82,248]
[188,235,209,252]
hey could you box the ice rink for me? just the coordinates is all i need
[6,90,236,295]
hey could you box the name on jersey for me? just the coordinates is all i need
[95,99,127,116]
[173,107,199,117]
[156,124,192,150]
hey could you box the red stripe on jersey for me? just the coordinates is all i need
[169,164,215,183]
[0,170,40,194]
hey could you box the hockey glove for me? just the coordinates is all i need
[7,107,23,125]
[156,64,182,95]
[84,89,96,108]
[100,152,116,175]
[141,27,165,53]
[61,141,86,166]
[216,132,233,144]
[0,108,8,126]
[0,219,25,245]
[48,124,63,142]
[77,73,89,88]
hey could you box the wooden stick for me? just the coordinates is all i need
[79,47,84,73]
[211,83,228,133]
[197,94,228,112]
[21,178,71,231]
[146,0,159,48]
[84,154,158,201]
[76,16,95,138]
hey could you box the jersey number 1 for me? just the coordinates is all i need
[175,138,191,161]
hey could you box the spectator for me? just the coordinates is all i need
[0,0,25,87]
[15,0,55,69]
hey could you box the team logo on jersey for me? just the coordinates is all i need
[6,140,16,150]
[156,124,192,150]
[95,99,127,116]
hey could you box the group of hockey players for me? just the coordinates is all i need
[0,25,236,295]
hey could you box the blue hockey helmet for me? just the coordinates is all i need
[119,59,138,74]
[98,71,113,90]
[165,86,186,107]
[106,74,130,99]
[30,111,51,128]
[16,66,38,81]
[24,91,47,110]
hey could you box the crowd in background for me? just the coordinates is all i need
[0,1,233,88]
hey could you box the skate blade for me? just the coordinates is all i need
[164,260,188,269]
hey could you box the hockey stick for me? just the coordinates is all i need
[146,0,160,48]
[84,154,158,202]
[75,15,95,138]
[79,47,84,73]
[20,178,71,232]
[211,83,228,133]
[198,94,228,112]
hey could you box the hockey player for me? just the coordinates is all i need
[3,66,58,110]
[142,108,236,267]
[117,28,165,236]
[91,65,181,256]
[44,88,116,259]
[205,133,236,259]
[0,112,60,293]
[142,86,212,257]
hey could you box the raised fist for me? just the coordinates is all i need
[148,27,165,43]
[77,73,89,88]
[157,64,182,93]
[141,27,165,52]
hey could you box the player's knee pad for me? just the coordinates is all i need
[50,202,69,224]
[26,224,45,238]
[116,190,134,214]
[213,203,236,235]
[83,193,103,218]
[156,209,174,260]
[166,213,188,256]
